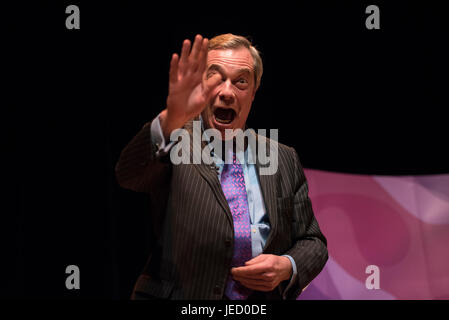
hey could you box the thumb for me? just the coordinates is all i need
[245,254,266,266]
[202,74,221,99]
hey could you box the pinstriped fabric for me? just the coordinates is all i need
[165,162,232,299]
[115,119,328,300]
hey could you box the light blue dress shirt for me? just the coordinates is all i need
[150,114,297,297]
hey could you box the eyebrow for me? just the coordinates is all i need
[207,64,252,77]
[207,64,224,74]
[237,68,251,76]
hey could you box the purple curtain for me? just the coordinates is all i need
[299,169,449,300]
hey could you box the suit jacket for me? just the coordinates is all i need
[115,118,328,300]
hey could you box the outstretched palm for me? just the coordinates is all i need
[165,35,221,132]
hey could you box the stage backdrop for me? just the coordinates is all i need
[298,169,449,300]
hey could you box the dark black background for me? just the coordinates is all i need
[3,0,448,299]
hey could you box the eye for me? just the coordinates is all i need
[235,78,249,89]
[206,70,217,78]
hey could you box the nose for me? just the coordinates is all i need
[218,79,235,105]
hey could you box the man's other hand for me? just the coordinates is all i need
[231,254,293,292]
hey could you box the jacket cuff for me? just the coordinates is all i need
[150,112,176,157]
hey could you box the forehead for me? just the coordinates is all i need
[207,48,254,72]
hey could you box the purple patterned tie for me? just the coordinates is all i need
[221,153,253,300]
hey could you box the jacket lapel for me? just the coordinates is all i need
[192,163,234,229]
[184,119,234,229]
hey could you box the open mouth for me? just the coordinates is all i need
[213,107,236,124]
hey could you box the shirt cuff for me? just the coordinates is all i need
[150,112,176,157]
[280,254,298,300]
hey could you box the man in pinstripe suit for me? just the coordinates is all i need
[116,34,328,300]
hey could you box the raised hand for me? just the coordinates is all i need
[160,34,221,139]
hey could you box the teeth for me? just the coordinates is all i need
[215,117,232,124]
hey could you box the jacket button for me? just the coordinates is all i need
[225,239,231,247]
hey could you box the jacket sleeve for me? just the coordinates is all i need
[115,118,172,194]
[283,147,328,299]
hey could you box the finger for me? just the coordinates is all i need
[233,273,272,284]
[196,38,209,73]
[243,284,272,292]
[189,34,203,64]
[169,53,179,83]
[238,280,273,292]
[236,277,271,287]
[179,39,191,74]
[232,272,266,281]
[202,73,221,98]
[232,263,268,276]
[233,270,276,282]
[245,254,267,266]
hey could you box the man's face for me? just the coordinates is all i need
[201,47,256,139]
